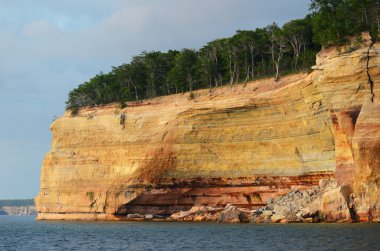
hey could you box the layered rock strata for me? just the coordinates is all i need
[36,41,380,222]
[168,179,358,223]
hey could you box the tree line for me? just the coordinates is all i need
[66,0,379,112]
[0,199,34,207]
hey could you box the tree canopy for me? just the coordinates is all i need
[310,0,380,45]
[66,0,378,113]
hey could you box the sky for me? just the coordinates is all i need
[0,0,310,199]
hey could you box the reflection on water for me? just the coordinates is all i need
[0,216,379,250]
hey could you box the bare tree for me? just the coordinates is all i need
[283,20,308,70]
[72,92,98,108]
[222,39,239,86]
[267,23,287,81]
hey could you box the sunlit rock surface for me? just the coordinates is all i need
[36,41,380,222]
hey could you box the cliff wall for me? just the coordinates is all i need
[36,41,380,221]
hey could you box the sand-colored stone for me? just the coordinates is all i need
[271,214,285,223]
[321,185,352,222]
[36,40,380,221]
[353,100,380,221]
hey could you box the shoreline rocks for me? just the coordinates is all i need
[165,179,362,224]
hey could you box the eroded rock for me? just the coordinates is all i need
[127,213,144,219]
[321,185,352,222]
[271,214,285,223]
[35,40,380,222]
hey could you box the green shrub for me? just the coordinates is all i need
[86,191,94,201]
[119,101,127,109]
[188,92,195,100]
[71,107,79,116]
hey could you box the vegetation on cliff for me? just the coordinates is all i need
[66,0,379,112]
[310,0,379,46]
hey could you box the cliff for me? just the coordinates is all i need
[36,40,380,222]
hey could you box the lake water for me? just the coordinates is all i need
[0,216,380,250]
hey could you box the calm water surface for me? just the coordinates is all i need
[0,216,379,250]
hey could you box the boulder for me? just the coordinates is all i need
[262,210,273,216]
[183,215,195,221]
[193,215,206,222]
[169,206,224,222]
[238,211,253,223]
[251,214,265,223]
[302,217,313,223]
[218,204,241,223]
[271,214,285,223]
[273,204,291,217]
[300,197,322,218]
[285,213,301,223]
[319,179,337,190]
[372,218,380,223]
[169,211,191,220]
[261,210,273,222]
[205,213,220,222]
[321,185,352,222]
[127,213,144,219]
[280,219,288,223]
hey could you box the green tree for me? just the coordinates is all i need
[170,49,198,92]
[199,40,226,88]
[283,19,312,69]
[233,30,261,82]
[309,0,380,45]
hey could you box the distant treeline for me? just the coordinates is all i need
[0,199,34,207]
[66,0,380,113]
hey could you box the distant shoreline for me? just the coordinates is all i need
[0,199,36,216]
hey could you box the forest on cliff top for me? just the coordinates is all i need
[66,0,380,113]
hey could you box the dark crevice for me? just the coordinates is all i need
[89,199,97,209]
[347,194,358,222]
[366,38,375,102]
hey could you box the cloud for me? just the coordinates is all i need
[22,19,58,37]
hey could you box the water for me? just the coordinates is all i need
[0,216,380,251]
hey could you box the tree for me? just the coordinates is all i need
[309,0,380,45]
[199,40,225,89]
[199,46,216,89]
[266,23,287,81]
[217,38,239,85]
[283,19,311,70]
[234,30,260,82]
[349,0,380,40]
[114,57,147,102]
[68,0,380,111]
[142,50,178,98]
[128,56,148,101]
[171,49,198,92]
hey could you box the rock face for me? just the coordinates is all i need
[36,41,380,222]
[160,179,354,223]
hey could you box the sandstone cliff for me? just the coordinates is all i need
[36,40,380,222]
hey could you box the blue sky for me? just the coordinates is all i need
[0,0,310,199]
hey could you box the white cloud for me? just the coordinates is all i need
[22,19,58,37]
